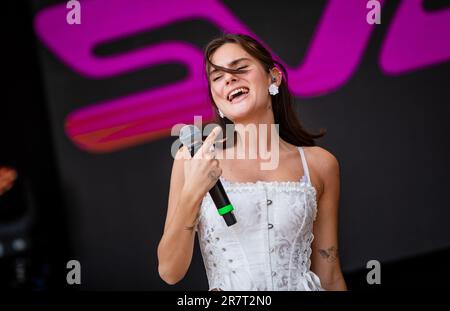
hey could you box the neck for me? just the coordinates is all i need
[230,108,280,160]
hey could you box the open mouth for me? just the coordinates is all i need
[228,87,250,104]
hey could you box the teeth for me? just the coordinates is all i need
[228,87,249,101]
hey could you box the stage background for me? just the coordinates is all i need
[3,0,449,290]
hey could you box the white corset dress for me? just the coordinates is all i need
[196,146,324,291]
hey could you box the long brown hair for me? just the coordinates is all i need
[203,33,326,147]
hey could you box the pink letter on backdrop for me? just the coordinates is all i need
[380,0,450,75]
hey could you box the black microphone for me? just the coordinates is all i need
[179,125,237,226]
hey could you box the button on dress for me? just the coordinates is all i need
[196,146,324,291]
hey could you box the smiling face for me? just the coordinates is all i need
[208,43,279,123]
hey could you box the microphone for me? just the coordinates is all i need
[179,125,237,226]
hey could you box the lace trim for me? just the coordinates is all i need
[219,175,317,194]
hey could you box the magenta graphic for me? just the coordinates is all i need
[34,0,449,152]
[380,0,450,74]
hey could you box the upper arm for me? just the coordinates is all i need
[163,146,189,234]
[309,147,344,287]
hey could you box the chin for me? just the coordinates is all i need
[226,106,250,119]
[227,100,255,118]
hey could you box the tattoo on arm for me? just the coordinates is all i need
[318,246,339,263]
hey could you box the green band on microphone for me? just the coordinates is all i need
[217,204,234,216]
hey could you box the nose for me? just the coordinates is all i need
[225,73,238,85]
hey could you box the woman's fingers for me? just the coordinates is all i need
[174,145,190,161]
[194,126,222,159]
[208,166,222,182]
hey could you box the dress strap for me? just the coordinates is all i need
[298,147,311,184]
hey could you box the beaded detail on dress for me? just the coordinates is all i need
[196,147,324,291]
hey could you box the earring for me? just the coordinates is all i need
[269,83,279,96]
[269,76,279,96]
[218,109,224,118]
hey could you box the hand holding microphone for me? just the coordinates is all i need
[181,126,223,199]
[179,125,237,226]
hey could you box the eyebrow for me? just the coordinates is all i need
[210,57,251,75]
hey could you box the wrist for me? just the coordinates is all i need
[181,184,204,205]
[179,185,204,229]
[183,212,200,231]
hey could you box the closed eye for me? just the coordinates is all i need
[212,66,248,82]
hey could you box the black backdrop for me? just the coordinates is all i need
[3,0,449,290]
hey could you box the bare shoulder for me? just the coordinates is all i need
[302,146,340,198]
[304,146,339,172]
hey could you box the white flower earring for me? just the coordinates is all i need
[268,76,279,96]
[218,109,224,118]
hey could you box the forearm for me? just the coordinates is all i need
[321,273,348,291]
[157,189,203,284]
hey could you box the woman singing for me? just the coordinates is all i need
[157,34,347,291]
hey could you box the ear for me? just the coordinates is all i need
[269,67,282,86]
